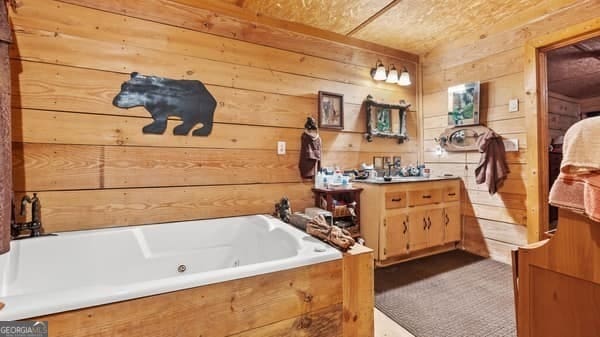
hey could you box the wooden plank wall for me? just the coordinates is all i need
[547,92,581,143]
[8,0,417,233]
[0,0,11,253]
[421,2,600,264]
[580,96,600,114]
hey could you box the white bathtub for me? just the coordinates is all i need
[0,215,342,320]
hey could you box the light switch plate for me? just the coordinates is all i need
[509,99,519,112]
[277,141,286,155]
[503,138,519,152]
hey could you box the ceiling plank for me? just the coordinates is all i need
[62,0,418,67]
[573,43,600,62]
[242,0,391,36]
[346,0,403,37]
[355,0,571,55]
[167,0,418,63]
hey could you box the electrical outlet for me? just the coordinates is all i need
[503,139,519,152]
[509,99,519,112]
[277,141,286,155]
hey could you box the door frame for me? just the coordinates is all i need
[524,22,600,242]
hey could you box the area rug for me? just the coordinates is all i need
[375,250,516,337]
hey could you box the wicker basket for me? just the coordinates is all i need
[333,205,352,218]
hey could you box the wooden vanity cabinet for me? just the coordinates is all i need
[383,212,409,257]
[358,179,461,266]
[443,206,461,243]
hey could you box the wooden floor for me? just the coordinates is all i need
[374,308,415,337]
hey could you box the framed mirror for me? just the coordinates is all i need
[448,82,480,126]
[365,95,411,143]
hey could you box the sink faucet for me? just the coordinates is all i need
[12,193,44,238]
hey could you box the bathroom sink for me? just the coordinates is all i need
[372,176,428,182]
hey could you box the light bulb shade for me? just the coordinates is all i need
[373,62,387,81]
[386,65,399,83]
[398,67,411,86]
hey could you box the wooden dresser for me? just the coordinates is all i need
[357,178,461,266]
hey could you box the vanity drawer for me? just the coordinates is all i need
[385,191,407,209]
[443,185,460,202]
[408,189,442,206]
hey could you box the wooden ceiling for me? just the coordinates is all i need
[548,36,600,99]
[237,0,560,55]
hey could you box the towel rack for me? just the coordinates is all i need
[434,125,492,152]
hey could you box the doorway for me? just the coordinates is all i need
[544,37,600,232]
[526,28,600,241]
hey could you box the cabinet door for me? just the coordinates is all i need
[408,209,428,251]
[444,206,462,243]
[426,208,445,247]
[383,213,409,259]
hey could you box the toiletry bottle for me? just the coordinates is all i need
[314,169,321,188]
[334,167,342,184]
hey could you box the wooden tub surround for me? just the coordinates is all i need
[28,245,373,337]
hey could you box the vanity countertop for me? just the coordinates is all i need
[354,175,460,185]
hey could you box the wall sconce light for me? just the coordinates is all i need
[398,66,411,86]
[385,64,399,83]
[371,60,387,81]
[371,61,411,86]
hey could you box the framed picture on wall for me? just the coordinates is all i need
[318,91,344,130]
[448,82,480,126]
[373,156,385,170]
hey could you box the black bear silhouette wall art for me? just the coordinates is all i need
[112,72,217,136]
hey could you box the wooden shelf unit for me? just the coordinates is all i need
[311,187,363,238]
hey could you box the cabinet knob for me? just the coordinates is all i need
[391,198,402,202]
[447,192,456,197]
[427,216,432,229]
[422,195,432,199]
[445,213,450,226]
[423,217,427,230]
[403,219,408,234]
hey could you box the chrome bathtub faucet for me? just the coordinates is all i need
[11,193,44,239]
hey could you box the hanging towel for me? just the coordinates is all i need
[475,130,510,195]
[299,130,321,178]
[549,117,600,222]
[561,116,600,174]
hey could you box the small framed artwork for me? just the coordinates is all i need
[373,156,384,170]
[318,91,344,130]
[393,156,402,166]
[448,82,480,126]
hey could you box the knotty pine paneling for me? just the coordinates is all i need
[12,143,412,192]
[421,6,600,262]
[33,260,343,337]
[11,0,402,93]
[423,59,531,264]
[60,0,418,67]
[9,1,417,232]
[13,109,415,154]
[15,183,315,233]
[10,27,401,106]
